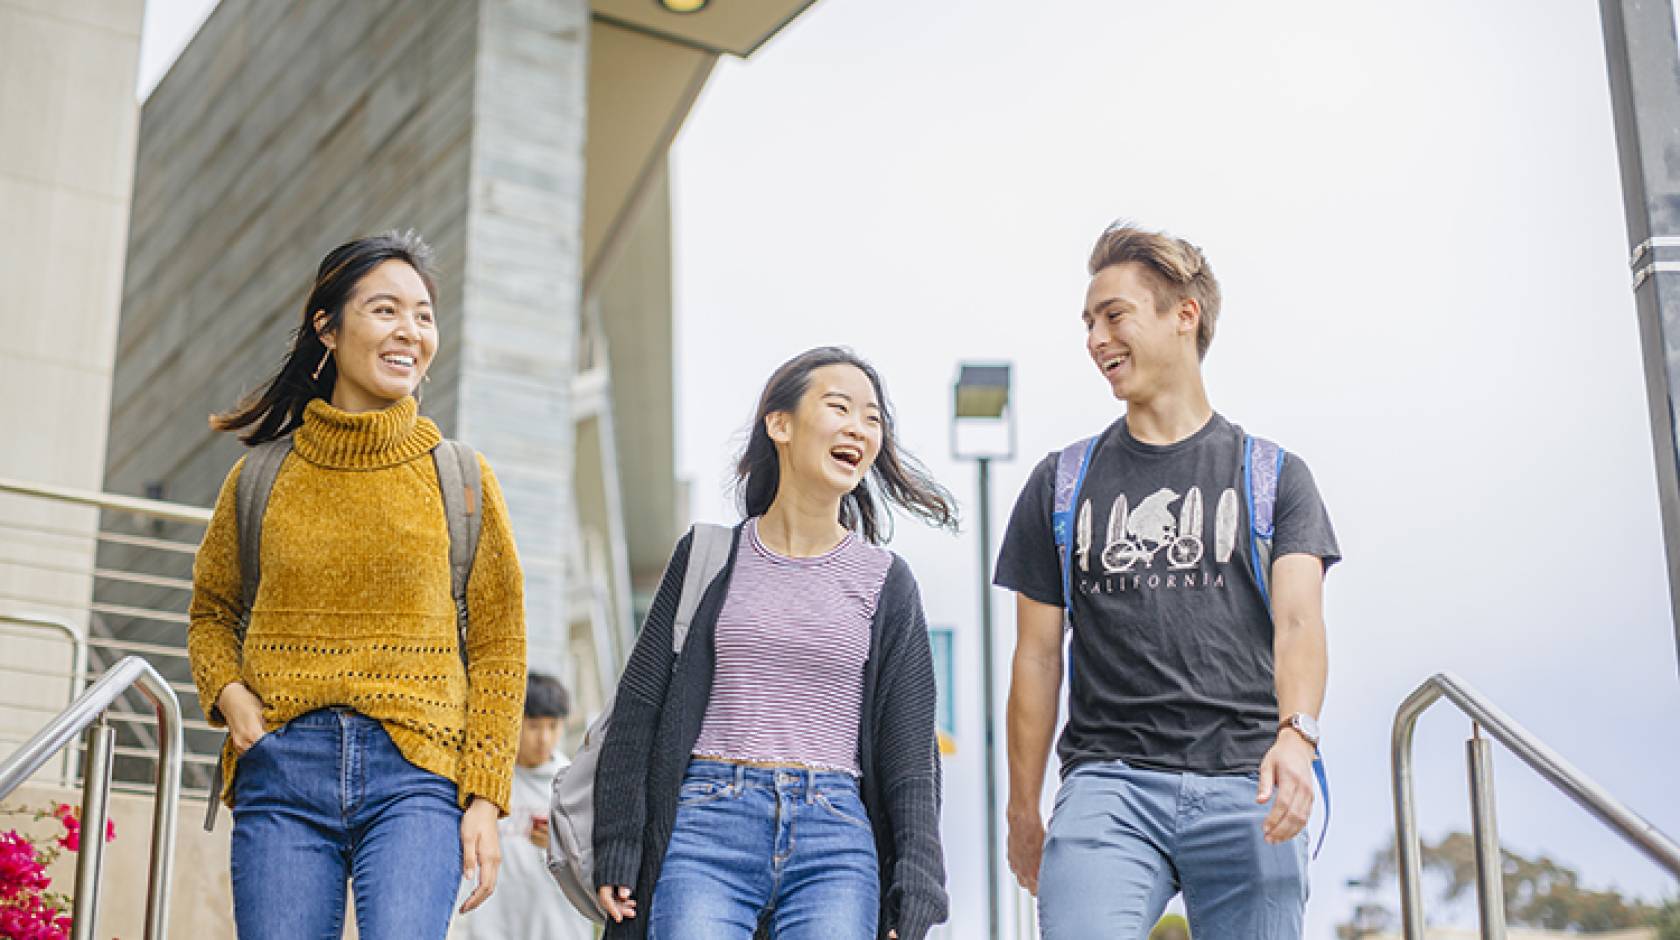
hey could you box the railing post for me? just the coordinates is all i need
[1467,724,1507,939]
[142,668,183,940]
[1391,682,1439,940]
[70,716,114,940]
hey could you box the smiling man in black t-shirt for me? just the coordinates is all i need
[995,223,1339,939]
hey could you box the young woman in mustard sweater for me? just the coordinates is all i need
[188,232,527,940]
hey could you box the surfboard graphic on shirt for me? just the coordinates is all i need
[1076,499,1093,573]
[1101,494,1132,573]
[1168,486,1204,570]
[1215,487,1239,564]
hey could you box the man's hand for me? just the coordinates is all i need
[597,885,637,923]
[458,798,502,913]
[216,682,267,753]
[1006,806,1047,895]
[1256,730,1317,844]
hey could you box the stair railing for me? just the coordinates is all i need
[1391,671,1680,939]
[0,656,183,940]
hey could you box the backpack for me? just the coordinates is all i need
[1048,428,1329,857]
[200,435,483,831]
[546,523,735,923]
[1051,431,1285,617]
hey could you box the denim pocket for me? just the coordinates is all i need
[814,790,872,830]
[240,727,279,759]
[677,780,731,808]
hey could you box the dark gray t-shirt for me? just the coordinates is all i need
[994,413,1340,777]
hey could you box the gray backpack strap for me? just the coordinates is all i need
[208,436,292,832]
[673,523,734,655]
[235,438,294,642]
[432,440,483,667]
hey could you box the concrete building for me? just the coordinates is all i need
[0,0,143,761]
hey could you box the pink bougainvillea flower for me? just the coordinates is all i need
[0,830,50,895]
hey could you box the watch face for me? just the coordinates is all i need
[1295,714,1321,743]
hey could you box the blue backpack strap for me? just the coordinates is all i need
[1051,437,1098,620]
[1242,434,1285,606]
[1245,432,1331,857]
[1312,752,1331,860]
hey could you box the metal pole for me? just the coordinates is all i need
[1467,724,1507,940]
[71,717,114,940]
[978,456,1000,940]
[1392,686,1426,940]
[143,670,184,940]
[1598,0,1680,677]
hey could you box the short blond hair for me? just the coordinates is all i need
[1087,223,1221,359]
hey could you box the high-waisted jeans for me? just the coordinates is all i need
[229,708,463,940]
[649,759,880,940]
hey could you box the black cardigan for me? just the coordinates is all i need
[593,525,949,940]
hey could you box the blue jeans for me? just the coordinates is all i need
[649,760,880,940]
[1038,759,1308,940]
[230,708,463,940]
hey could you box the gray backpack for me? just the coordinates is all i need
[200,435,483,831]
[546,523,734,922]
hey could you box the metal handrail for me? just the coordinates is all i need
[1391,671,1680,939]
[0,656,183,940]
[0,612,89,785]
[0,476,213,526]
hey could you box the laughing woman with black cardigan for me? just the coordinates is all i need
[591,347,952,940]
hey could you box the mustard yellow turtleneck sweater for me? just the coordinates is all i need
[188,396,527,813]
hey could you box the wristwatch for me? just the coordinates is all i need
[1279,712,1321,748]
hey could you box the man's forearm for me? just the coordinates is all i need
[1006,648,1062,816]
[1273,614,1327,724]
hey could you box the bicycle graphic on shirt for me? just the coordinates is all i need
[1074,485,1241,574]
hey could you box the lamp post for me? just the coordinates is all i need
[951,362,1015,940]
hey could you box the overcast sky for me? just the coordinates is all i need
[143,1,1680,935]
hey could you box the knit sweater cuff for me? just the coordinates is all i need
[892,894,945,940]
[457,767,512,816]
[195,665,242,729]
[594,838,642,891]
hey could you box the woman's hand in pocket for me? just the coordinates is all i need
[217,682,267,753]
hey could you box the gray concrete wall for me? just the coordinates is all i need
[457,0,590,676]
[598,161,681,597]
[0,0,143,756]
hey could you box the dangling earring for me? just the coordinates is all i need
[422,372,431,383]
[312,347,332,381]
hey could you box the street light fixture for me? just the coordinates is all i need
[951,361,1014,940]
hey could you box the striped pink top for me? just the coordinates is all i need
[692,517,894,775]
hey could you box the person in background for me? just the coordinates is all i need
[457,672,593,940]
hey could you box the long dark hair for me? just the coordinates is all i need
[735,347,957,544]
[210,231,438,445]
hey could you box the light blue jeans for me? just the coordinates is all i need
[1038,758,1308,940]
[230,708,463,940]
[649,760,880,940]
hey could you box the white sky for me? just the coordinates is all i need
[140,1,1680,935]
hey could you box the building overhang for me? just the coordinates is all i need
[590,0,819,58]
